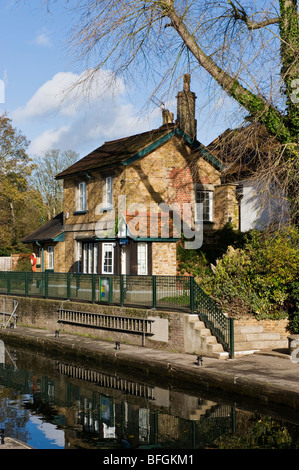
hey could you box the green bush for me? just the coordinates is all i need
[178,225,299,319]
[287,281,299,333]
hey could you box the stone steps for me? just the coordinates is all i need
[185,315,229,359]
[188,400,218,420]
[234,323,288,356]
[186,315,288,359]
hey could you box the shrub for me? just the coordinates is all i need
[287,281,299,333]
[178,225,299,319]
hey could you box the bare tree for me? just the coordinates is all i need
[32,149,79,221]
[45,0,298,220]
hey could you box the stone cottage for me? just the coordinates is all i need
[23,75,239,274]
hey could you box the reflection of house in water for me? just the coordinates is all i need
[0,348,234,449]
[56,361,233,449]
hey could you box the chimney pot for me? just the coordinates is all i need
[162,109,174,125]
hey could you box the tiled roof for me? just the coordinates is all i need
[56,124,177,179]
[56,123,222,180]
[22,212,64,243]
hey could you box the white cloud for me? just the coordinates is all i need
[29,126,71,155]
[33,32,52,47]
[13,69,125,121]
[30,415,65,448]
[12,69,158,157]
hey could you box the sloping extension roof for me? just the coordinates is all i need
[56,124,223,180]
[22,212,64,244]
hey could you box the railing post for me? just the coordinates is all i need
[190,277,194,313]
[44,270,48,299]
[67,273,71,300]
[25,272,28,297]
[92,274,96,303]
[7,272,10,296]
[120,275,124,306]
[152,275,156,309]
[229,317,234,358]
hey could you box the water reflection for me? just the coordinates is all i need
[0,341,299,449]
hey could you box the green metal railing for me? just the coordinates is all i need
[0,271,234,357]
[193,280,234,358]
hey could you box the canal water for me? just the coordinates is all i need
[0,340,299,451]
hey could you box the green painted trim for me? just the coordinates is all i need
[174,128,223,170]
[123,127,223,170]
[53,232,65,242]
[132,238,180,242]
[122,130,175,166]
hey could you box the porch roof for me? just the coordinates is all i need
[22,212,64,244]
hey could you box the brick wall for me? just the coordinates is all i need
[59,135,229,274]
[214,183,239,230]
[235,318,289,338]
[3,295,188,353]
[152,242,177,275]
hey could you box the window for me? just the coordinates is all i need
[102,243,114,274]
[78,181,86,212]
[196,191,213,222]
[48,246,54,270]
[137,243,148,275]
[79,242,99,274]
[106,176,112,206]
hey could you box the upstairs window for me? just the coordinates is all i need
[196,190,213,222]
[78,181,86,212]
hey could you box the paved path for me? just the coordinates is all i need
[0,326,299,412]
[0,438,34,450]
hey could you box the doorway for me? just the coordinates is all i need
[121,245,130,275]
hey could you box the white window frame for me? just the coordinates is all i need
[77,242,82,273]
[93,243,99,274]
[137,243,148,275]
[102,243,114,274]
[79,242,99,274]
[78,181,87,212]
[48,246,54,270]
[82,243,88,273]
[196,190,213,222]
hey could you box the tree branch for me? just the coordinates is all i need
[161,0,292,144]
[226,0,282,30]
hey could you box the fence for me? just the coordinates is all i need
[0,297,18,329]
[0,271,234,357]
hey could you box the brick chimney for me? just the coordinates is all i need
[176,74,197,140]
[162,109,174,125]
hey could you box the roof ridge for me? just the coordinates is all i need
[103,123,177,145]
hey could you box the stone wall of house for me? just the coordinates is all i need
[32,241,66,273]
[152,242,177,275]
[60,135,225,274]
[62,137,222,235]
[213,183,239,230]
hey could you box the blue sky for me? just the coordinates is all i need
[0,1,237,161]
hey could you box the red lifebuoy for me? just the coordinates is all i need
[31,253,37,266]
